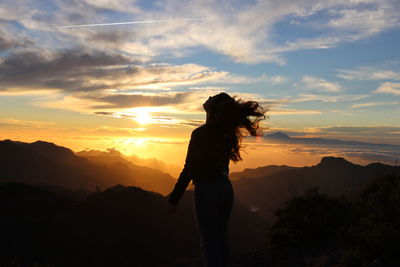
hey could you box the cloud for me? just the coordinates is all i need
[0,34,20,51]
[80,0,141,13]
[292,93,369,103]
[302,76,342,92]
[84,29,136,44]
[93,110,204,128]
[80,91,193,109]
[35,91,194,113]
[0,29,32,52]
[3,0,400,64]
[326,7,399,39]
[268,108,322,115]
[317,126,400,138]
[351,101,400,108]
[373,82,400,95]
[0,49,133,92]
[0,118,53,127]
[337,66,400,80]
[0,48,228,93]
[286,145,400,166]
[251,74,290,85]
[259,125,400,145]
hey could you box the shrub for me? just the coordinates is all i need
[268,187,354,250]
[340,175,400,266]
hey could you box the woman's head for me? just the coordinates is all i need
[203,92,267,162]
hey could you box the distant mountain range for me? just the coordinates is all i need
[2,138,399,218]
[0,139,176,194]
[264,131,399,147]
[232,156,400,220]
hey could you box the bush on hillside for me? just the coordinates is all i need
[267,175,400,266]
[268,187,354,250]
[340,175,400,266]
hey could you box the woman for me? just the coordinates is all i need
[167,92,266,267]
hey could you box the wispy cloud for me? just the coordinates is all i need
[35,92,193,113]
[268,108,322,115]
[80,92,193,109]
[292,93,369,103]
[373,82,400,95]
[0,118,53,127]
[337,66,400,80]
[317,126,400,138]
[351,101,400,108]
[301,76,342,92]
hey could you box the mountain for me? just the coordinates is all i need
[0,139,176,194]
[232,156,400,221]
[264,132,400,148]
[264,131,290,139]
[0,182,267,267]
[77,149,180,177]
[230,164,294,180]
[75,148,177,195]
[0,139,99,190]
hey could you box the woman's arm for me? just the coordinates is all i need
[167,128,203,206]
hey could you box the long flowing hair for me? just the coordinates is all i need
[206,92,267,162]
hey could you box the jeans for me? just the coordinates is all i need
[193,179,234,267]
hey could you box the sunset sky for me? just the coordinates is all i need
[1,0,400,173]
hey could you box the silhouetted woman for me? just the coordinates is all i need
[167,92,266,267]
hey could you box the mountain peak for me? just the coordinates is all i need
[318,156,353,167]
[105,184,127,193]
[265,132,290,139]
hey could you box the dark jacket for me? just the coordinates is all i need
[167,123,230,206]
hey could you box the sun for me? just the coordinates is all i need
[134,110,152,125]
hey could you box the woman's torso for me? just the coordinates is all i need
[191,123,230,185]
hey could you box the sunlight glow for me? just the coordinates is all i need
[134,110,152,125]
[126,107,184,125]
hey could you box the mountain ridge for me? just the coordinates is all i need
[232,155,400,221]
[264,131,400,147]
[0,139,176,194]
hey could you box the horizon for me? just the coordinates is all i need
[2,134,398,178]
[1,0,400,171]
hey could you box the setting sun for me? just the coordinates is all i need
[134,110,152,125]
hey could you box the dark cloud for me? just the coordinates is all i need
[0,31,33,52]
[0,47,220,95]
[0,35,18,51]
[83,92,193,108]
[94,111,114,116]
[86,30,135,44]
[0,49,135,91]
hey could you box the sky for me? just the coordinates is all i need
[1,0,400,173]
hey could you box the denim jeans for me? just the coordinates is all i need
[193,178,234,267]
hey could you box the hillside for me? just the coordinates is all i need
[0,182,267,267]
[0,139,176,195]
[232,156,400,220]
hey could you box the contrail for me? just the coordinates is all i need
[59,18,217,28]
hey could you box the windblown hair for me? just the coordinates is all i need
[207,92,267,162]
